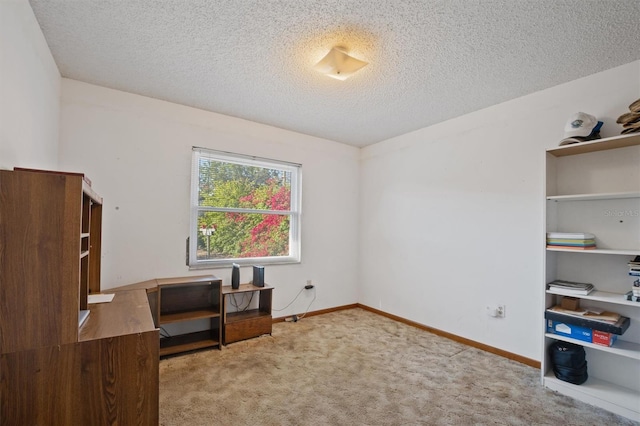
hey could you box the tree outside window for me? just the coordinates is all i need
[189,148,301,267]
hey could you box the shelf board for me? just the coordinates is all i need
[545,333,640,360]
[159,330,219,356]
[80,250,90,259]
[546,247,640,256]
[547,191,640,201]
[546,289,640,307]
[543,373,640,421]
[80,232,90,238]
[82,179,103,204]
[159,309,220,324]
[156,275,219,287]
[222,283,273,295]
[547,133,640,157]
[226,309,271,324]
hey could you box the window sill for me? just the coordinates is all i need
[188,258,301,270]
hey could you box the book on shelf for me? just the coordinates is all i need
[546,245,597,250]
[547,287,594,296]
[547,281,594,295]
[546,232,595,240]
[547,240,596,247]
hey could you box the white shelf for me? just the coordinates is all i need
[547,133,640,157]
[544,131,640,421]
[543,373,640,421]
[546,289,640,308]
[547,191,640,201]
[546,247,640,256]
[545,333,640,360]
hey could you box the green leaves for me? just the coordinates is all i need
[196,160,291,260]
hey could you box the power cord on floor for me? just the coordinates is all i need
[295,288,316,320]
[276,286,316,322]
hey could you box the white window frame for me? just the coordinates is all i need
[189,147,302,268]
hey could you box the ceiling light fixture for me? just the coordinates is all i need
[313,47,368,81]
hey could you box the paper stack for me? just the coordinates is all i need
[546,232,596,250]
[547,280,594,296]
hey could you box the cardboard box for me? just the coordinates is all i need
[560,296,580,310]
[547,320,592,343]
[592,330,617,347]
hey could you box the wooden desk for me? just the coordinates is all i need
[0,290,159,425]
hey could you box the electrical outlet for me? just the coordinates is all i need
[306,280,312,286]
[305,279,314,290]
[486,305,506,318]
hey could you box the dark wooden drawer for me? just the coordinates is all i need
[225,315,272,344]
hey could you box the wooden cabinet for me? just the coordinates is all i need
[222,283,273,344]
[112,275,223,357]
[0,168,158,425]
[0,168,102,353]
[543,134,640,421]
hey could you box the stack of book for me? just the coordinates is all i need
[630,256,640,277]
[628,256,640,302]
[547,280,594,296]
[546,232,596,250]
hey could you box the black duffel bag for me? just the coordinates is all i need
[549,341,588,385]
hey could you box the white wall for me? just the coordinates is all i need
[0,0,60,169]
[59,79,360,317]
[359,61,640,361]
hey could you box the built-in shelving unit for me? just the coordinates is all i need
[543,133,640,421]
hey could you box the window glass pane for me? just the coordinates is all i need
[197,211,290,260]
[198,158,291,211]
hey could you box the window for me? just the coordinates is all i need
[189,148,301,267]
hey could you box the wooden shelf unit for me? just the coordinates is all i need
[543,133,640,422]
[222,283,273,345]
[158,276,222,356]
[112,275,223,357]
[0,168,158,425]
[0,168,103,353]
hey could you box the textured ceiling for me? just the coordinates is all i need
[29,0,640,147]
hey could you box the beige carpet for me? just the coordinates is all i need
[159,308,637,425]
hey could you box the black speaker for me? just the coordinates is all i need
[253,265,264,287]
[231,263,240,289]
